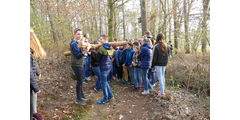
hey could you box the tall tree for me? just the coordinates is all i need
[173,0,178,51]
[45,0,59,42]
[201,0,210,53]
[184,0,190,53]
[122,0,126,40]
[140,0,147,36]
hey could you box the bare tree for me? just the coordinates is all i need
[45,0,59,42]
[140,0,147,36]
[201,0,210,53]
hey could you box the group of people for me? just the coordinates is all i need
[70,29,171,105]
[30,28,171,120]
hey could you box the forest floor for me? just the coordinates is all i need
[36,47,210,120]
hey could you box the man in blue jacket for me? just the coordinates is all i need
[97,34,115,104]
[70,28,89,105]
[122,43,135,85]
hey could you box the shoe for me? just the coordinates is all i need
[75,100,87,105]
[33,113,43,120]
[94,88,100,92]
[97,99,109,104]
[86,77,91,81]
[152,83,156,87]
[82,96,88,101]
[83,80,88,84]
[149,87,154,92]
[108,96,114,100]
[141,90,150,95]
[122,80,128,84]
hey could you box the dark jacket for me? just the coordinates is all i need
[31,51,41,76]
[137,44,152,69]
[116,48,124,66]
[70,40,85,67]
[120,49,127,65]
[90,51,101,67]
[132,53,142,68]
[30,53,40,93]
[124,48,135,66]
[152,43,169,66]
[98,43,115,71]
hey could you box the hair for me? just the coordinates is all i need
[93,40,98,44]
[100,34,108,40]
[145,31,151,36]
[143,38,151,45]
[84,33,89,37]
[133,41,140,47]
[156,33,167,56]
[74,28,82,34]
[114,38,117,41]
[128,42,133,47]
[30,28,46,59]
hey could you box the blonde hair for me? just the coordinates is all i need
[30,28,46,59]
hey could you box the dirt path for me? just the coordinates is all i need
[36,52,209,120]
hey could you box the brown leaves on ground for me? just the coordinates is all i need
[36,47,209,120]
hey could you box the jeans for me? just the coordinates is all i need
[108,65,113,83]
[101,69,113,100]
[32,91,37,113]
[155,66,166,94]
[149,69,156,85]
[92,66,101,90]
[134,67,142,88]
[30,90,33,120]
[128,66,134,84]
[84,56,91,78]
[72,66,85,101]
[142,68,152,91]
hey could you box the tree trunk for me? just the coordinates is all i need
[45,0,58,42]
[201,0,210,53]
[168,0,172,43]
[184,0,190,54]
[122,0,126,40]
[173,0,178,50]
[140,0,147,36]
[108,0,114,42]
[98,0,102,35]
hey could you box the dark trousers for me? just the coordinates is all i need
[116,65,123,79]
[71,66,85,101]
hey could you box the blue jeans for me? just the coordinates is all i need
[107,62,113,83]
[128,66,134,84]
[150,69,156,85]
[84,56,90,78]
[101,69,114,100]
[142,68,152,91]
[134,67,142,88]
[71,66,85,101]
[155,66,166,94]
[92,66,101,90]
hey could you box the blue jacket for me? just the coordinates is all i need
[124,48,135,66]
[115,48,124,66]
[98,43,115,71]
[70,40,85,67]
[137,44,152,69]
[30,53,40,93]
